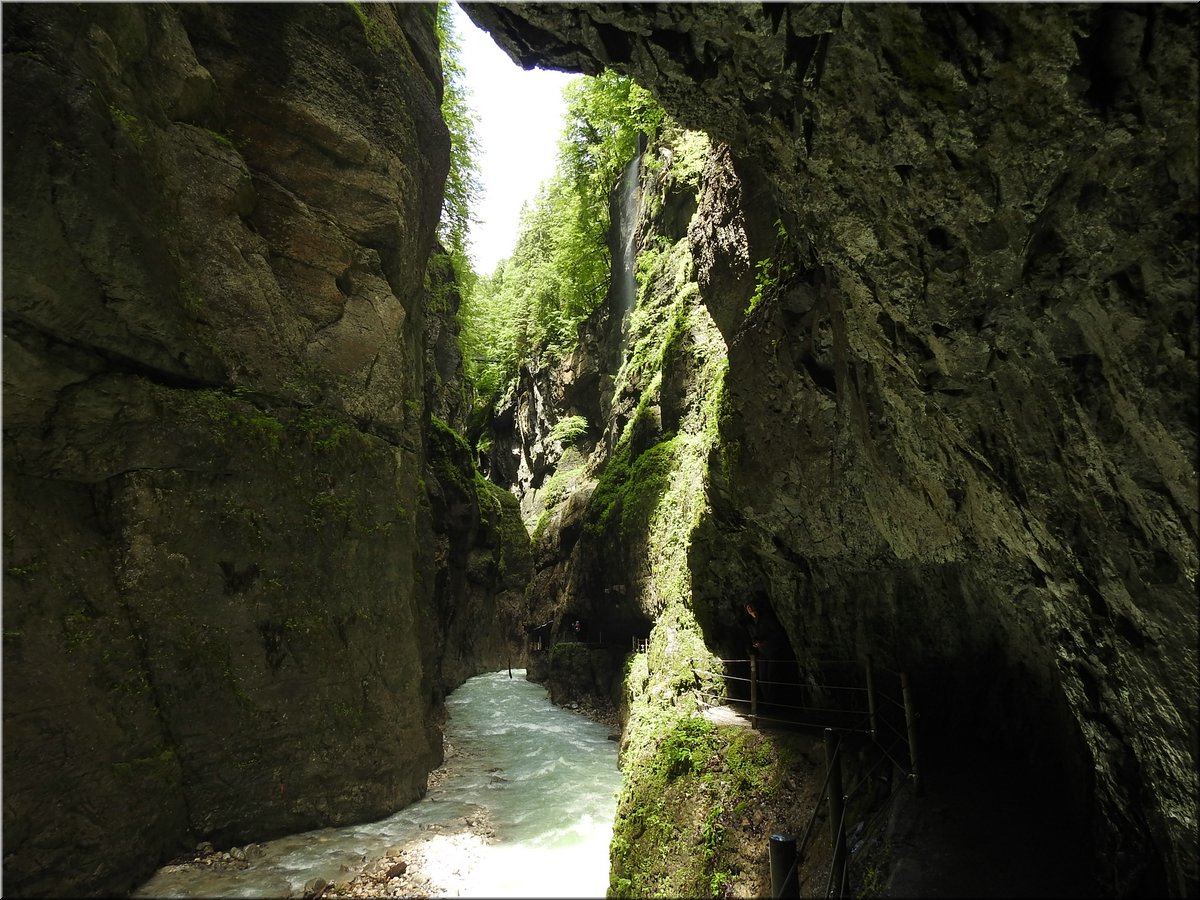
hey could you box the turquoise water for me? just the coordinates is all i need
[134,670,621,898]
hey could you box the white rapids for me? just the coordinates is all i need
[133,670,622,898]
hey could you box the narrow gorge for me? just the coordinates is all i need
[3,4,1196,899]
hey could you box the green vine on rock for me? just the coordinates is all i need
[745,218,794,317]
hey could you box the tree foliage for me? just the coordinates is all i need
[460,70,665,406]
[435,1,480,272]
[559,72,663,230]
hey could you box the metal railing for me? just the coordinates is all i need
[691,657,878,733]
[687,654,921,897]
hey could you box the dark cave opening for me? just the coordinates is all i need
[907,647,1164,897]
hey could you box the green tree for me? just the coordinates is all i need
[460,70,666,409]
[436,1,481,272]
[559,70,663,232]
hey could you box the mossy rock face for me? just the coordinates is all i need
[545,642,624,707]
[2,3,456,896]
[4,378,441,897]
[611,645,819,900]
[610,715,766,898]
[425,413,534,689]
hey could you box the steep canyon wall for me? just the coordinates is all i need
[2,4,526,896]
[466,3,1198,895]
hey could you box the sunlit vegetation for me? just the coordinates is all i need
[434,1,481,283]
[546,414,591,445]
[458,72,664,405]
[609,711,792,898]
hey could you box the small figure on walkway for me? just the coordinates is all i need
[743,600,788,703]
[572,619,582,641]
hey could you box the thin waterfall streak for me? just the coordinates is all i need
[614,149,642,324]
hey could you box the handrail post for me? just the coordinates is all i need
[864,653,878,740]
[750,655,759,728]
[769,833,798,898]
[823,728,846,897]
[901,672,923,797]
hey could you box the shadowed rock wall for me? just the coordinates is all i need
[465,3,1198,895]
[3,4,525,896]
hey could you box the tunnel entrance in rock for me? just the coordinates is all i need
[906,649,1106,896]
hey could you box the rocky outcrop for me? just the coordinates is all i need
[426,414,532,689]
[466,4,1198,895]
[423,253,532,691]
[482,279,622,699]
[485,307,616,526]
[423,247,474,433]
[3,5,526,897]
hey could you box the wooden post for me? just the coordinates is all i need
[750,655,759,728]
[901,671,923,797]
[865,654,878,740]
[824,728,847,897]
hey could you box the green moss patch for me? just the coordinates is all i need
[588,434,679,543]
[610,708,804,898]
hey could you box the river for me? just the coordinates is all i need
[133,670,622,898]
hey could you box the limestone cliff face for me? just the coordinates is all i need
[2,4,524,897]
[482,123,723,710]
[467,4,1198,895]
[423,246,474,433]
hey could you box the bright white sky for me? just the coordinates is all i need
[451,2,579,276]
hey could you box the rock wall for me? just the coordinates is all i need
[426,414,532,689]
[466,4,1198,895]
[3,4,526,896]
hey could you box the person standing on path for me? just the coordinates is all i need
[743,600,788,705]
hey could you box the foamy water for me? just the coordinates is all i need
[134,670,621,898]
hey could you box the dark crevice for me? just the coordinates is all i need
[784,30,821,78]
[763,2,784,35]
[956,5,1013,61]
[809,32,831,90]
[219,560,261,595]
[650,28,719,82]
[257,620,289,671]
[1114,613,1150,649]
[594,22,633,64]
[4,314,224,392]
[650,27,689,61]
[798,355,838,395]
[1072,5,1149,117]
[1021,224,1067,282]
